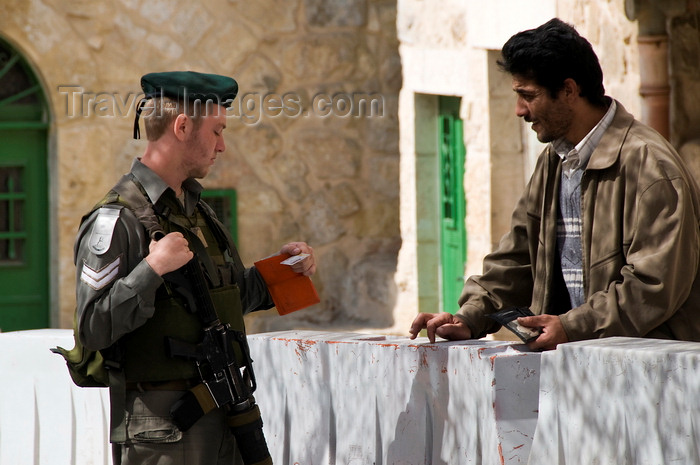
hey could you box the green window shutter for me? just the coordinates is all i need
[0,166,27,263]
[201,189,238,246]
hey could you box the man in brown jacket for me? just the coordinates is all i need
[409,18,700,350]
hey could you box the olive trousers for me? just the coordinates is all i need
[112,390,244,465]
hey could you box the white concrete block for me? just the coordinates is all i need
[0,329,111,465]
[0,328,543,464]
[248,330,541,464]
[529,337,700,465]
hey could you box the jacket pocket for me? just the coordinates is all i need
[589,245,626,270]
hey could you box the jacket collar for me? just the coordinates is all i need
[584,99,635,171]
[129,158,203,215]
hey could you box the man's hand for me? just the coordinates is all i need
[145,232,193,276]
[518,314,569,350]
[280,242,316,276]
[409,312,472,343]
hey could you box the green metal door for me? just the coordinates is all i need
[0,41,49,331]
[438,97,466,314]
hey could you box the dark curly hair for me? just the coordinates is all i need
[497,18,607,108]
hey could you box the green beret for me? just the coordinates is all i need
[141,71,238,107]
[134,71,238,139]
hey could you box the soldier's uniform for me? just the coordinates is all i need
[74,72,274,465]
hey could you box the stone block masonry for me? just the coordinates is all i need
[0,0,402,332]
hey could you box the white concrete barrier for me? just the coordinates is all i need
[0,329,112,465]
[528,337,700,465]
[12,329,696,465]
[1,328,540,465]
[247,331,541,464]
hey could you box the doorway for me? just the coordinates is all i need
[0,39,49,331]
[438,96,466,313]
[414,94,467,315]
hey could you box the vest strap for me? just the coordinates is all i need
[112,173,164,239]
[107,369,127,443]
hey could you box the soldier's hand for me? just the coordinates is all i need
[146,232,193,276]
[409,312,472,343]
[280,242,316,276]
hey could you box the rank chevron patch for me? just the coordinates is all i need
[81,256,122,290]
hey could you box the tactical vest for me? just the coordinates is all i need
[94,174,246,383]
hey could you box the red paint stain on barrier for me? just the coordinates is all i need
[407,344,440,351]
[294,340,317,353]
[377,343,400,350]
[272,338,319,360]
[273,337,317,349]
[421,352,429,367]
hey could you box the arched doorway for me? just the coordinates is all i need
[0,38,49,331]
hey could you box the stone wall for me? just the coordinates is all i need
[0,0,401,332]
[557,0,641,115]
[671,6,700,176]
[4,0,700,338]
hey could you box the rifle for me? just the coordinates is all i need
[159,234,272,465]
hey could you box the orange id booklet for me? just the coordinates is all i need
[254,253,320,315]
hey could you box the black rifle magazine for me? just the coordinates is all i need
[487,307,542,343]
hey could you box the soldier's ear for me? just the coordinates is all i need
[172,113,192,141]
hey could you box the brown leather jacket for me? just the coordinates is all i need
[458,101,700,342]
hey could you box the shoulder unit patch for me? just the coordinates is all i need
[88,207,121,255]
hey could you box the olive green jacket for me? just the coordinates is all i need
[75,159,273,352]
[458,101,700,342]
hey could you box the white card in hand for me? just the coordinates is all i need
[281,253,309,265]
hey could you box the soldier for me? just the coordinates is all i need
[74,71,316,464]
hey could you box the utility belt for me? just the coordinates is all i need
[126,378,200,392]
[125,378,259,427]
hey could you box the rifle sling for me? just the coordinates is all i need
[113,174,221,289]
